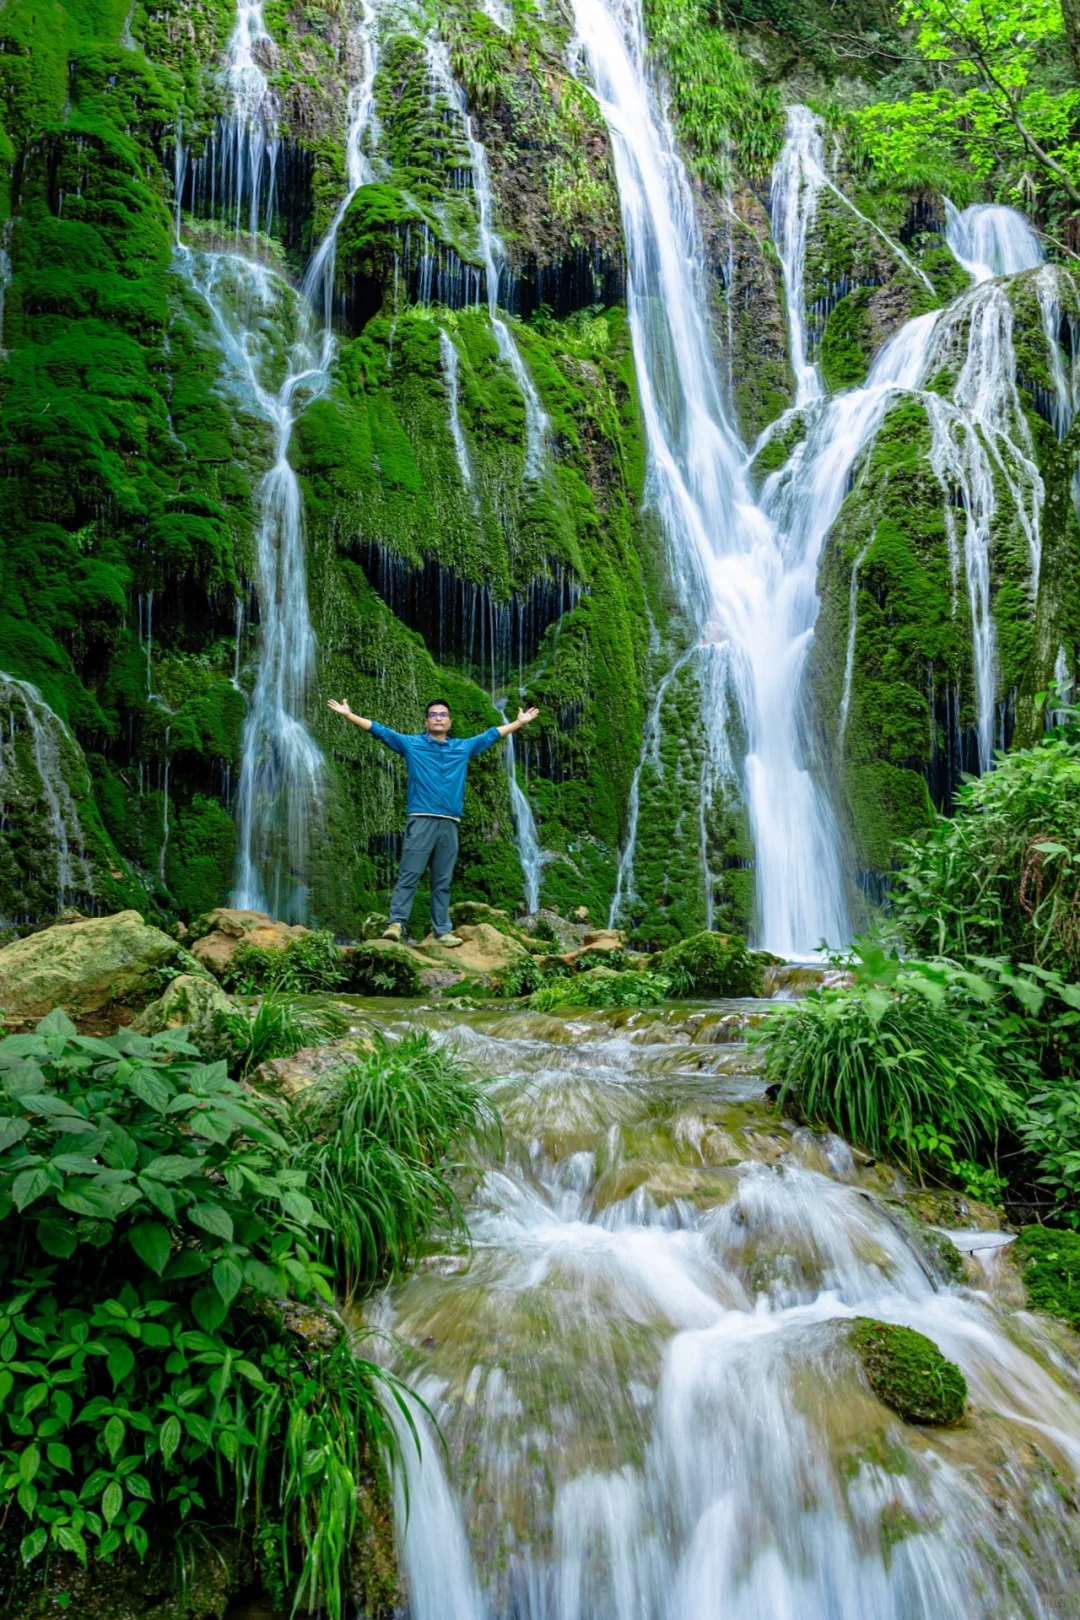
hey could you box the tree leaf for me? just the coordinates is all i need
[20,1528,47,1564]
[13,1166,54,1211]
[125,1473,153,1501]
[47,1443,72,1471]
[129,1221,171,1277]
[19,1443,40,1483]
[188,1203,234,1242]
[104,1415,125,1461]
[107,1345,136,1389]
[55,1525,87,1564]
[36,1217,77,1258]
[212,1258,243,1307]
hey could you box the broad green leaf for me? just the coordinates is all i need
[20,1528,47,1564]
[19,1443,40,1483]
[280,1190,315,1225]
[104,1415,125,1461]
[143,1154,200,1182]
[125,1473,153,1501]
[47,1443,72,1471]
[163,1250,210,1281]
[129,1221,171,1277]
[184,1411,213,1445]
[13,1166,54,1211]
[22,1383,48,1417]
[191,1286,228,1333]
[36,1217,77,1258]
[107,1345,136,1389]
[0,1117,31,1153]
[36,1009,77,1039]
[212,1258,243,1307]
[55,1525,87,1564]
[188,1203,234,1242]
[137,1177,178,1220]
[0,1370,13,1404]
[101,1479,123,1525]
[235,1360,268,1387]
[126,1069,172,1113]
[159,1414,181,1465]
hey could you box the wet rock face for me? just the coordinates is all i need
[0,910,183,1023]
[849,1317,968,1425]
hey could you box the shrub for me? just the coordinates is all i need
[755,947,1022,1179]
[211,995,348,1078]
[528,967,686,1011]
[222,930,346,995]
[850,1319,967,1425]
[0,1010,411,1611]
[490,957,548,999]
[291,1035,499,1298]
[894,720,1080,979]
[345,943,422,998]
[658,931,763,997]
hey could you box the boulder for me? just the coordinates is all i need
[189,908,310,978]
[581,928,624,952]
[420,922,531,976]
[519,907,587,952]
[253,1035,376,1100]
[130,973,235,1052]
[0,910,183,1023]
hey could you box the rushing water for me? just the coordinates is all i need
[496,702,547,913]
[0,673,94,909]
[946,202,1043,284]
[360,997,1080,1618]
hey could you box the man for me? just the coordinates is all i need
[327,696,539,945]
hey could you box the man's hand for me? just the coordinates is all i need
[499,705,540,737]
[328,699,372,730]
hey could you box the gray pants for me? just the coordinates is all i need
[389,815,459,937]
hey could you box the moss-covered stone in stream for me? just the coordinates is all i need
[850,1318,967,1425]
[1014,1227,1080,1330]
[658,930,763,996]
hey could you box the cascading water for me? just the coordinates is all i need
[0,673,93,908]
[368,998,1080,1619]
[771,106,825,407]
[440,327,477,493]
[946,201,1043,284]
[426,39,549,479]
[573,5,900,956]
[496,701,546,913]
[1035,264,1079,440]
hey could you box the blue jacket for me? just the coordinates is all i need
[369,724,501,819]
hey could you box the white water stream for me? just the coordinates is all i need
[0,673,93,908]
[366,1001,1080,1619]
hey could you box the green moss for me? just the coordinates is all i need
[819,287,873,392]
[1015,1227,1080,1330]
[849,1318,967,1425]
[345,941,422,997]
[658,931,763,996]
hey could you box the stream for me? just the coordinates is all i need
[238,990,1080,1619]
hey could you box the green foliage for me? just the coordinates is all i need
[222,931,346,995]
[490,957,549,999]
[853,0,1080,216]
[644,0,784,180]
[528,967,686,1011]
[0,1008,410,1612]
[756,945,1022,1177]
[290,1035,499,1297]
[1015,1226,1080,1328]
[894,721,1080,978]
[345,944,423,998]
[849,1318,967,1425]
[658,931,763,997]
[212,996,348,1080]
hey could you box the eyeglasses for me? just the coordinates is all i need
[427,710,450,718]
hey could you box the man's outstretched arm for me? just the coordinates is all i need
[328,699,409,755]
[497,706,539,738]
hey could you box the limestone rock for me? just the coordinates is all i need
[419,922,531,976]
[253,1035,376,1100]
[581,928,624,952]
[130,974,235,1052]
[190,908,311,978]
[0,910,182,1023]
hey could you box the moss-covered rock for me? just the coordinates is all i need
[129,971,234,1051]
[849,1318,967,1425]
[658,930,763,997]
[1014,1226,1080,1331]
[0,910,183,1023]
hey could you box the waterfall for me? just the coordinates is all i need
[425,39,549,478]
[302,0,383,325]
[946,200,1042,283]
[497,702,546,913]
[0,673,93,908]
[440,327,476,492]
[223,0,278,237]
[1036,264,1079,440]
[836,541,871,758]
[771,106,825,407]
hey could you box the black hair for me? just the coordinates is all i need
[425,699,452,715]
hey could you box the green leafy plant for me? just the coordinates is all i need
[528,968,686,1011]
[211,995,347,1079]
[490,957,548,999]
[658,931,763,997]
[222,931,346,995]
[0,1010,413,1612]
[291,1035,500,1298]
[755,944,1022,1177]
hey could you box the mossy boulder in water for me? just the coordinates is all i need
[658,931,763,997]
[850,1318,967,1425]
[1015,1227,1080,1330]
[0,911,183,1023]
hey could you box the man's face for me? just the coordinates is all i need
[426,705,452,738]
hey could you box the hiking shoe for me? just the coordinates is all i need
[382,921,404,941]
[435,932,464,947]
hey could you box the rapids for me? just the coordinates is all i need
[340,996,1080,1620]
